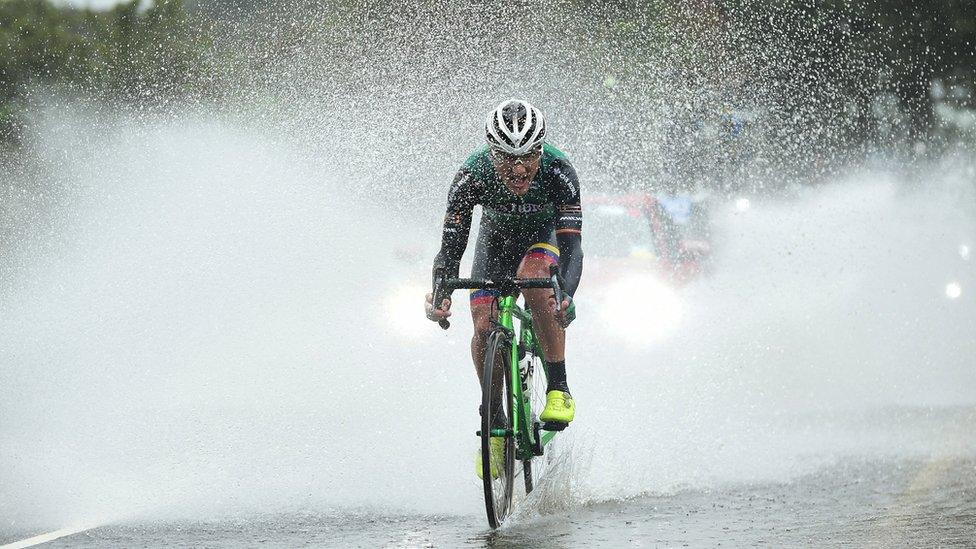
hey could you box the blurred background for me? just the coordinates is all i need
[1,1,974,546]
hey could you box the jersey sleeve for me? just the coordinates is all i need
[432,167,478,280]
[550,158,584,297]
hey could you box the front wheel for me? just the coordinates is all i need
[481,329,515,528]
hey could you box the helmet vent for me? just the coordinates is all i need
[485,99,547,155]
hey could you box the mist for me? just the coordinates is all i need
[2,1,975,535]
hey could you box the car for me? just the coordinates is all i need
[583,192,711,288]
[578,192,712,345]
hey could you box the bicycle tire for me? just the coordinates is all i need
[523,345,549,494]
[481,329,515,529]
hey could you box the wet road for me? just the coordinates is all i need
[5,454,973,548]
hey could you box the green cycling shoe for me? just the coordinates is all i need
[475,436,506,479]
[540,390,575,430]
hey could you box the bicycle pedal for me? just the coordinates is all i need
[532,422,544,455]
[541,421,568,432]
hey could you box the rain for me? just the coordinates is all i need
[1,0,974,546]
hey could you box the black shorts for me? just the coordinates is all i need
[469,220,559,306]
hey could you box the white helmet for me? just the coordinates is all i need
[484,99,547,155]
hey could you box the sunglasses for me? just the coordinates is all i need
[489,145,543,164]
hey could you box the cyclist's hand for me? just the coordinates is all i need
[425,293,452,322]
[548,295,576,328]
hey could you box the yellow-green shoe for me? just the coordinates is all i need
[475,436,506,479]
[540,390,575,430]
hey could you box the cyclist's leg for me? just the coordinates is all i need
[471,226,521,478]
[471,291,502,415]
[469,224,520,417]
[517,233,575,426]
[517,235,565,365]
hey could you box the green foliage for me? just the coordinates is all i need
[0,0,213,140]
[727,0,975,134]
[0,0,973,145]
[861,0,976,124]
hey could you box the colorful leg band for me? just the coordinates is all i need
[469,289,497,306]
[523,242,560,265]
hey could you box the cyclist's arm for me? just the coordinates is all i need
[432,168,477,280]
[552,159,583,297]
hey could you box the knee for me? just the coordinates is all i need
[471,308,493,337]
[519,243,560,278]
[518,260,553,303]
[518,256,554,279]
[522,288,549,308]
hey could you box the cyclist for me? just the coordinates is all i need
[424,99,584,477]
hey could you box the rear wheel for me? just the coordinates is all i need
[481,329,515,528]
[523,346,549,494]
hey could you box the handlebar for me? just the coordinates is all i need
[432,265,565,330]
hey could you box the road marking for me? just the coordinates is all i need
[867,407,976,546]
[1,525,94,549]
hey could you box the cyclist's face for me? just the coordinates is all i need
[491,147,542,196]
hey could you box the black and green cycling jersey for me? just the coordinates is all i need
[433,143,584,296]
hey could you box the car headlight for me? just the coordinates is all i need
[946,282,962,300]
[382,283,434,339]
[598,275,684,345]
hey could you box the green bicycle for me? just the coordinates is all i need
[433,265,566,528]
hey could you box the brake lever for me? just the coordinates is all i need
[432,270,451,330]
[548,264,564,313]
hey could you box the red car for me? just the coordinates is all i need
[583,193,711,287]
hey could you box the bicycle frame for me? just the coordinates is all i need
[492,294,558,461]
[432,266,566,464]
